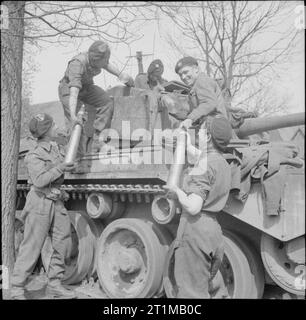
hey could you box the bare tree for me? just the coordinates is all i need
[239,81,292,117]
[20,44,40,139]
[1,1,25,288]
[156,1,301,110]
[23,2,156,46]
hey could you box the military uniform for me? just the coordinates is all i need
[174,150,231,298]
[174,57,227,126]
[58,51,114,157]
[187,72,228,124]
[11,139,71,289]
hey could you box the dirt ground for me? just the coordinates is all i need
[3,273,108,300]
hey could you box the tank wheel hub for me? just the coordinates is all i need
[117,248,143,274]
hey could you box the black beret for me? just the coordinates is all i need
[175,56,198,74]
[29,113,54,138]
[206,115,232,151]
[88,40,110,60]
[147,59,164,77]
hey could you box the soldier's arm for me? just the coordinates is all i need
[25,153,64,188]
[174,187,205,215]
[104,63,134,86]
[69,87,80,122]
[165,162,213,215]
[104,63,120,77]
[67,60,84,120]
[187,78,218,122]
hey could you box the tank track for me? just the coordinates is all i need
[17,183,166,203]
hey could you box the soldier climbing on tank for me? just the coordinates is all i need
[174,56,228,131]
[10,114,76,299]
[58,40,134,164]
[163,115,233,298]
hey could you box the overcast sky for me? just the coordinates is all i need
[30,1,304,114]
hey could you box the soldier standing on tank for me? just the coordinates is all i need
[10,114,76,299]
[164,116,232,298]
[134,59,181,128]
[58,40,134,158]
[174,56,228,130]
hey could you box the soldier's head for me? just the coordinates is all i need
[29,113,58,140]
[147,59,164,83]
[175,56,199,86]
[202,115,232,152]
[88,40,110,69]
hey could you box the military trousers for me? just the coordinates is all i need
[58,82,114,158]
[11,190,71,287]
[174,212,225,298]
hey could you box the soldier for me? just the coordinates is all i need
[58,40,134,157]
[134,59,167,93]
[11,114,76,299]
[174,56,228,130]
[164,115,232,298]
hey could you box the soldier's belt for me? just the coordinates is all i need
[32,186,63,201]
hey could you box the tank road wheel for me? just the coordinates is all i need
[163,231,264,298]
[82,215,104,279]
[219,231,266,298]
[223,230,265,298]
[41,211,96,285]
[261,234,305,297]
[96,218,169,298]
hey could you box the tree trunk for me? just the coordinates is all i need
[1,1,25,293]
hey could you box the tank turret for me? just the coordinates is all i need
[235,112,305,138]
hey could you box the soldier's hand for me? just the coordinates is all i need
[119,72,134,87]
[179,119,193,130]
[163,184,179,200]
[71,113,82,127]
[58,162,76,172]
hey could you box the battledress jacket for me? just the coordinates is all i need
[181,151,232,256]
[20,140,67,222]
[59,52,110,96]
[187,73,228,123]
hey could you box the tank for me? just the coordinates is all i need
[16,85,305,299]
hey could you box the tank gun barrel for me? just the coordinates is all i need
[235,112,305,138]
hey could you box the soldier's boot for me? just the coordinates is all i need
[46,280,76,299]
[11,286,26,300]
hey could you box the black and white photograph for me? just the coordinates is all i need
[1,0,305,314]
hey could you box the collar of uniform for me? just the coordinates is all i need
[37,139,53,152]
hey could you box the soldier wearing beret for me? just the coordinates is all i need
[58,40,134,157]
[11,114,76,299]
[134,59,167,92]
[175,56,228,130]
[164,116,232,298]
